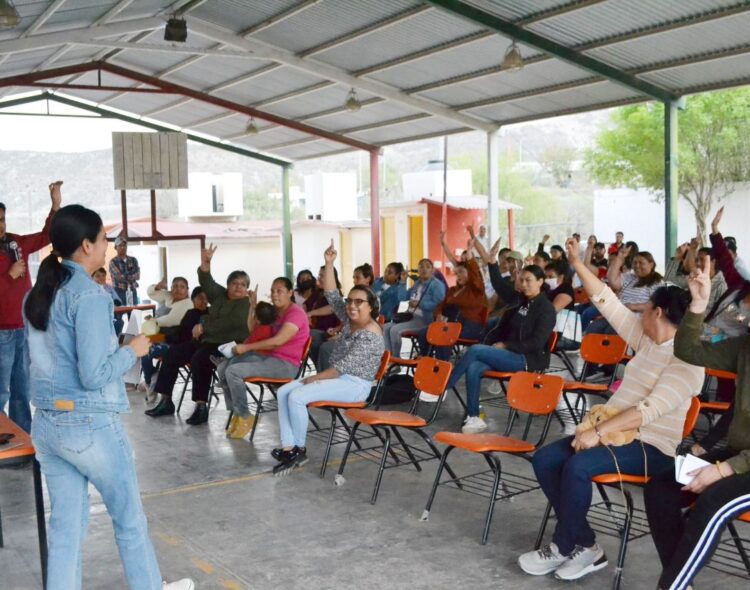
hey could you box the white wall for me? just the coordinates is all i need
[594,185,750,271]
[291,225,341,279]
[402,169,472,200]
[303,172,357,221]
[177,172,243,219]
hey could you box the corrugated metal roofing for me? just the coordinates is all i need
[0,0,749,162]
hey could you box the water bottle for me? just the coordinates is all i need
[126,289,134,307]
[479,404,486,421]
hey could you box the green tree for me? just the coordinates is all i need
[539,144,577,188]
[585,89,750,239]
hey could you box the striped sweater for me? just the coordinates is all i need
[592,286,704,456]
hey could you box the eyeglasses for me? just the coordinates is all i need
[344,297,368,308]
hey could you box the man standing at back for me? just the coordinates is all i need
[109,235,140,306]
[0,180,62,432]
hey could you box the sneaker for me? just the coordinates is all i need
[518,543,568,576]
[227,415,255,439]
[461,416,488,434]
[271,447,285,460]
[554,543,608,581]
[272,446,308,476]
[419,391,439,403]
[163,580,195,590]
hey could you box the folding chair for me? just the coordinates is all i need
[226,337,313,441]
[335,357,456,504]
[534,396,701,590]
[307,351,391,478]
[709,510,750,579]
[390,321,462,373]
[559,334,628,425]
[455,306,490,349]
[176,364,221,413]
[421,372,565,544]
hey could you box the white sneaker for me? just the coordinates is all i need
[554,543,608,580]
[163,579,195,590]
[518,543,568,576]
[419,391,439,403]
[461,416,488,434]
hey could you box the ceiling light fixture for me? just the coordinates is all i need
[345,88,361,112]
[164,17,187,42]
[245,118,259,135]
[0,0,20,28]
[501,40,524,72]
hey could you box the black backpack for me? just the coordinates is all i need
[370,373,416,406]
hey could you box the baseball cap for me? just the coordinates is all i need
[506,250,524,262]
[114,236,127,246]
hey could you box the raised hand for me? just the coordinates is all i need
[324,239,337,264]
[711,206,724,234]
[489,238,501,260]
[439,229,446,243]
[466,224,476,239]
[542,234,550,243]
[155,278,168,291]
[49,180,63,211]
[248,283,258,307]
[687,255,712,314]
[565,237,581,263]
[201,243,217,268]
[675,243,689,260]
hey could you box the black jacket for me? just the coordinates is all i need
[487,263,557,372]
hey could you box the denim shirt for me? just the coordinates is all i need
[402,278,446,316]
[25,260,136,413]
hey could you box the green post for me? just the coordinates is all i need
[664,102,679,262]
[282,165,293,280]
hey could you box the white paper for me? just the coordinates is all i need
[675,454,711,485]
[218,341,237,359]
[397,301,410,313]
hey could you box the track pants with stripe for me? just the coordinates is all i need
[644,448,750,590]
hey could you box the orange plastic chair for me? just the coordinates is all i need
[391,321,462,368]
[335,357,454,504]
[377,314,386,326]
[560,333,628,424]
[535,396,702,590]
[231,336,313,440]
[421,372,565,544]
[307,351,391,478]
[455,306,490,348]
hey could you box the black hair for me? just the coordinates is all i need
[535,251,551,262]
[354,262,375,285]
[417,258,434,268]
[190,286,204,300]
[623,240,639,268]
[348,285,380,320]
[0,202,5,212]
[521,264,546,281]
[594,242,605,250]
[386,261,404,275]
[634,251,663,287]
[272,276,294,291]
[296,269,314,291]
[25,205,102,331]
[319,264,342,292]
[545,259,569,279]
[226,270,250,288]
[550,244,564,255]
[172,276,189,288]
[650,285,691,327]
[724,237,737,253]
[698,247,714,260]
[254,301,278,325]
[93,267,106,276]
[498,247,511,256]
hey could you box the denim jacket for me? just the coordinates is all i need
[25,260,135,413]
[401,278,446,317]
[373,278,408,322]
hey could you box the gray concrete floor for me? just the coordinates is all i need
[1,360,747,589]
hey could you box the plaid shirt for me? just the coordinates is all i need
[108,255,140,291]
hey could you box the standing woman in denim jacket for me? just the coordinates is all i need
[25,205,192,590]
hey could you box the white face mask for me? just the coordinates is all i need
[545,278,559,290]
[501,271,511,278]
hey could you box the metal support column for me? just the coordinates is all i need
[487,130,500,244]
[664,101,679,261]
[370,150,381,276]
[281,165,293,280]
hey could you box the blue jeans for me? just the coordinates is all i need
[447,344,526,417]
[415,320,483,361]
[277,374,371,448]
[0,328,32,433]
[141,344,169,385]
[532,436,673,556]
[31,410,162,590]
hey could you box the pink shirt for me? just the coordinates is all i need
[270,304,310,367]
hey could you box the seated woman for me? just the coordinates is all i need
[353,262,375,287]
[383,258,446,359]
[544,259,578,350]
[293,269,315,306]
[305,265,343,369]
[271,240,385,475]
[145,244,250,425]
[416,230,487,361]
[583,245,663,334]
[449,239,556,434]
[220,276,310,439]
[643,258,750,590]
[517,238,704,582]
[373,261,408,322]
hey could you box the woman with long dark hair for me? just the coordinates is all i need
[25,205,192,589]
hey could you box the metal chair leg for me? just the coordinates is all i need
[319,410,337,478]
[612,488,634,590]
[176,369,191,413]
[391,427,421,472]
[415,429,461,485]
[481,454,503,545]
[248,385,264,442]
[728,521,750,576]
[337,422,361,476]
[534,502,553,550]
[422,445,454,518]
[371,428,391,505]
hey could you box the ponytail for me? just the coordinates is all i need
[24,204,103,331]
[25,253,71,330]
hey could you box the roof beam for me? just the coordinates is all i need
[424,0,678,102]
[186,17,497,132]
[73,41,265,59]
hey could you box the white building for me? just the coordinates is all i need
[177,172,243,221]
[303,172,358,221]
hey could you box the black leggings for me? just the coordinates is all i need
[644,449,750,589]
[153,341,219,403]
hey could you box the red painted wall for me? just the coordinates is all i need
[425,202,484,285]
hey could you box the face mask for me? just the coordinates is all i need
[545,278,559,290]
[501,271,511,278]
[298,279,316,292]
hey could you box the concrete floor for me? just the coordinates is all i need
[1,362,747,589]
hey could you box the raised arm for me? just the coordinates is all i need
[197,243,225,303]
[606,245,631,293]
[246,284,258,335]
[439,230,459,266]
[709,207,747,291]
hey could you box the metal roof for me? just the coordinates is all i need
[0,0,748,162]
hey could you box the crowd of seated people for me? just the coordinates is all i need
[95,216,747,589]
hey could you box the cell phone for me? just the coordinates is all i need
[0,432,16,445]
